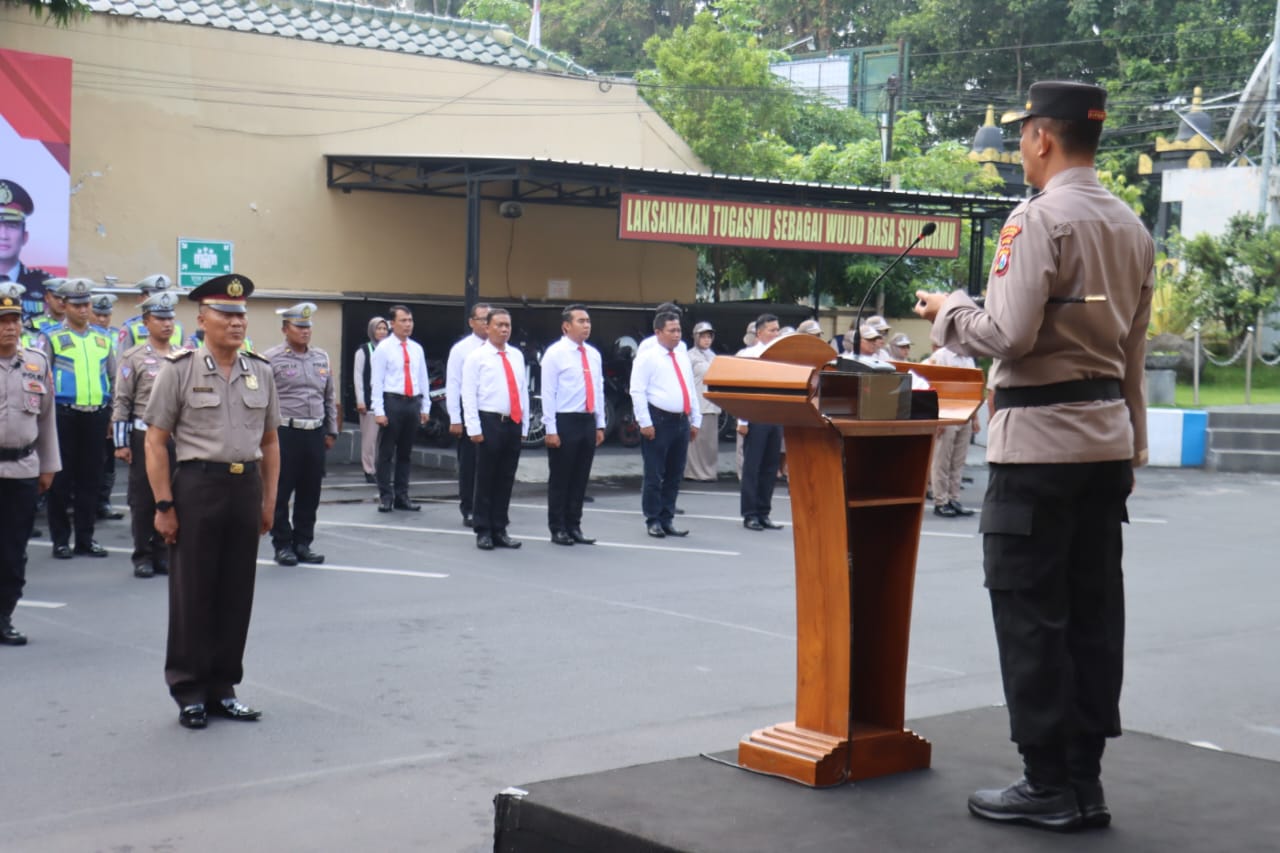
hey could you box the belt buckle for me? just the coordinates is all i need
[229,462,245,475]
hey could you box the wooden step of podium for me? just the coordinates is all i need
[739,722,933,787]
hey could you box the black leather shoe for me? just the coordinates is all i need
[661,523,688,537]
[493,532,522,549]
[153,560,169,576]
[1073,779,1111,828]
[179,704,207,729]
[134,562,155,579]
[377,500,394,513]
[97,504,124,520]
[967,778,1082,831]
[569,528,596,545]
[74,541,109,557]
[646,522,666,538]
[744,517,765,531]
[52,544,73,560]
[274,547,299,566]
[0,620,27,646]
[551,530,575,546]
[213,698,262,721]
[948,499,975,517]
[364,472,376,484]
[293,546,325,564]
[934,503,959,518]
[476,534,495,550]
[759,516,784,530]
[462,514,474,528]
[393,500,421,512]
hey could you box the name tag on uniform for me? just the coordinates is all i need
[193,386,215,393]
[245,375,259,390]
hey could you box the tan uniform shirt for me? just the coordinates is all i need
[0,347,61,479]
[145,346,281,463]
[261,342,337,432]
[112,341,170,428]
[932,167,1153,465]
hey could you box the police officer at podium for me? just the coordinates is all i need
[145,273,280,730]
[915,81,1153,831]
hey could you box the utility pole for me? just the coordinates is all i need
[882,73,900,163]
[1261,0,1280,226]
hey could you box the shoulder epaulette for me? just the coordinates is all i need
[20,346,49,365]
[244,349,270,363]
[166,349,195,362]
[121,341,147,359]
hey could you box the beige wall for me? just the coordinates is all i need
[2,11,700,305]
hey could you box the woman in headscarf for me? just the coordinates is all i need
[684,321,720,481]
[352,315,389,483]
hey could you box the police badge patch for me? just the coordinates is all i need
[994,224,1021,277]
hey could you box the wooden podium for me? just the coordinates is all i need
[703,335,984,787]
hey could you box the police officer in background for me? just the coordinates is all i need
[263,302,336,566]
[145,273,280,730]
[112,290,180,578]
[0,179,52,319]
[42,278,115,559]
[91,292,125,521]
[445,302,490,527]
[915,81,1153,832]
[0,283,60,645]
[118,274,185,351]
[27,278,66,336]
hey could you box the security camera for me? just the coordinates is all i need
[499,201,523,219]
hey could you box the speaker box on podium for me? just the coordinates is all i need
[704,334,984,786]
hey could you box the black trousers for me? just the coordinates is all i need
[456,425,476,517]
[127,429,174,568]
[47,406,109,548]
[272,426,326,550]
[99,436,116,508]
[0,477,38,617]
[740,422,782,520]
[166,463,262,707]
[546,412,597,533]
[377,394,420,504]
[640,408,689,525]
[981,460,1131,776]
[473,412,522,537]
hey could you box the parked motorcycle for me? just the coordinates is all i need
[417,358,452,447]
[516,332,546,449]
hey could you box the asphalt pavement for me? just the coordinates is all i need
[2,448,1278,852]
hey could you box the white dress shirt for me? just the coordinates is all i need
[461,341,530,438]
[540,336,606,435]
[370,333,430,417]
[629,343,702,430]
[446,331,486,423]
[637,334,687,358]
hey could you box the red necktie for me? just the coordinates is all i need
[499,350,522,424]
[670,350,691,415]
[402,340,413,396]
[579,345,595,414]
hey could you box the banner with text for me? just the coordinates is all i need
[618,193,961,258]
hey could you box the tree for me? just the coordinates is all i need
[1171,214,1280,345]
[458,0,530,32]
[541,0,698,73]
[3,0,86,24]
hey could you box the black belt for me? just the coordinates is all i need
[0,442,37,462]
[480,411,521,424]
[384,392,422,401]
[648,405,688,421]
[179,460,259,475]
[994,379,1123,411]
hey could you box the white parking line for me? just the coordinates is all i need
[16,599,67,609]
[100,546,447,578]
[323,479,454,490]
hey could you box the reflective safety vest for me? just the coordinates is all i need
[30,314,61,334]
[49,324,114,406]
[19,329,36,350]
[120,315,185,350]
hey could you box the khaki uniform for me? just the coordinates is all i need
[145,345,280,707]
[112,342,175,571]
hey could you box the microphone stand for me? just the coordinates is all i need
[851,222,938,357]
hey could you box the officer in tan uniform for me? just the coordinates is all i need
[0,283,60,646]
[145,274,281,730]
[112,290,180,579]
[262,302,336,566]
[916,81,1153,832]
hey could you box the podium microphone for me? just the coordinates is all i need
[852,222,938,356]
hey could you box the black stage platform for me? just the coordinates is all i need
[494,707,1280,853]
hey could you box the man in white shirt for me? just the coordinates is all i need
[541,304,606,546]
[635,302,687,360]
[369,304,430,513]
[462,308,529,551]
[736,313,785,531]
[445,303,490,527]
[630,310,701,538]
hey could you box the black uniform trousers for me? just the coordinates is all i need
[271,425,326,551]
[640,407,689,525]
[47,406,109,548]
[456,425,476,518]
[377,393,420,504]
[739,422,782,520]
[166,462,261,707]
[0,477,38,618]
[980,460,1131,784]
[99,436,116,509]
[127,429,175,569]
[546,412,597,534]
[473,412,522,537]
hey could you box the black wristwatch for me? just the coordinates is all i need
[156,500,175,513]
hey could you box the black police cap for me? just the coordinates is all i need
[1001,81,1107,125]
[189,273,255,314]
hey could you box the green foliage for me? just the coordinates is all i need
[540,0,698,73]
[1169,214,1280,344]
[458,0,530,32]
[3,0,88,25]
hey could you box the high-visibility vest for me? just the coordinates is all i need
[48,324,114,406]
[120,315,185,350]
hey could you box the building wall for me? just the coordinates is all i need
[1162,167,1260,239]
